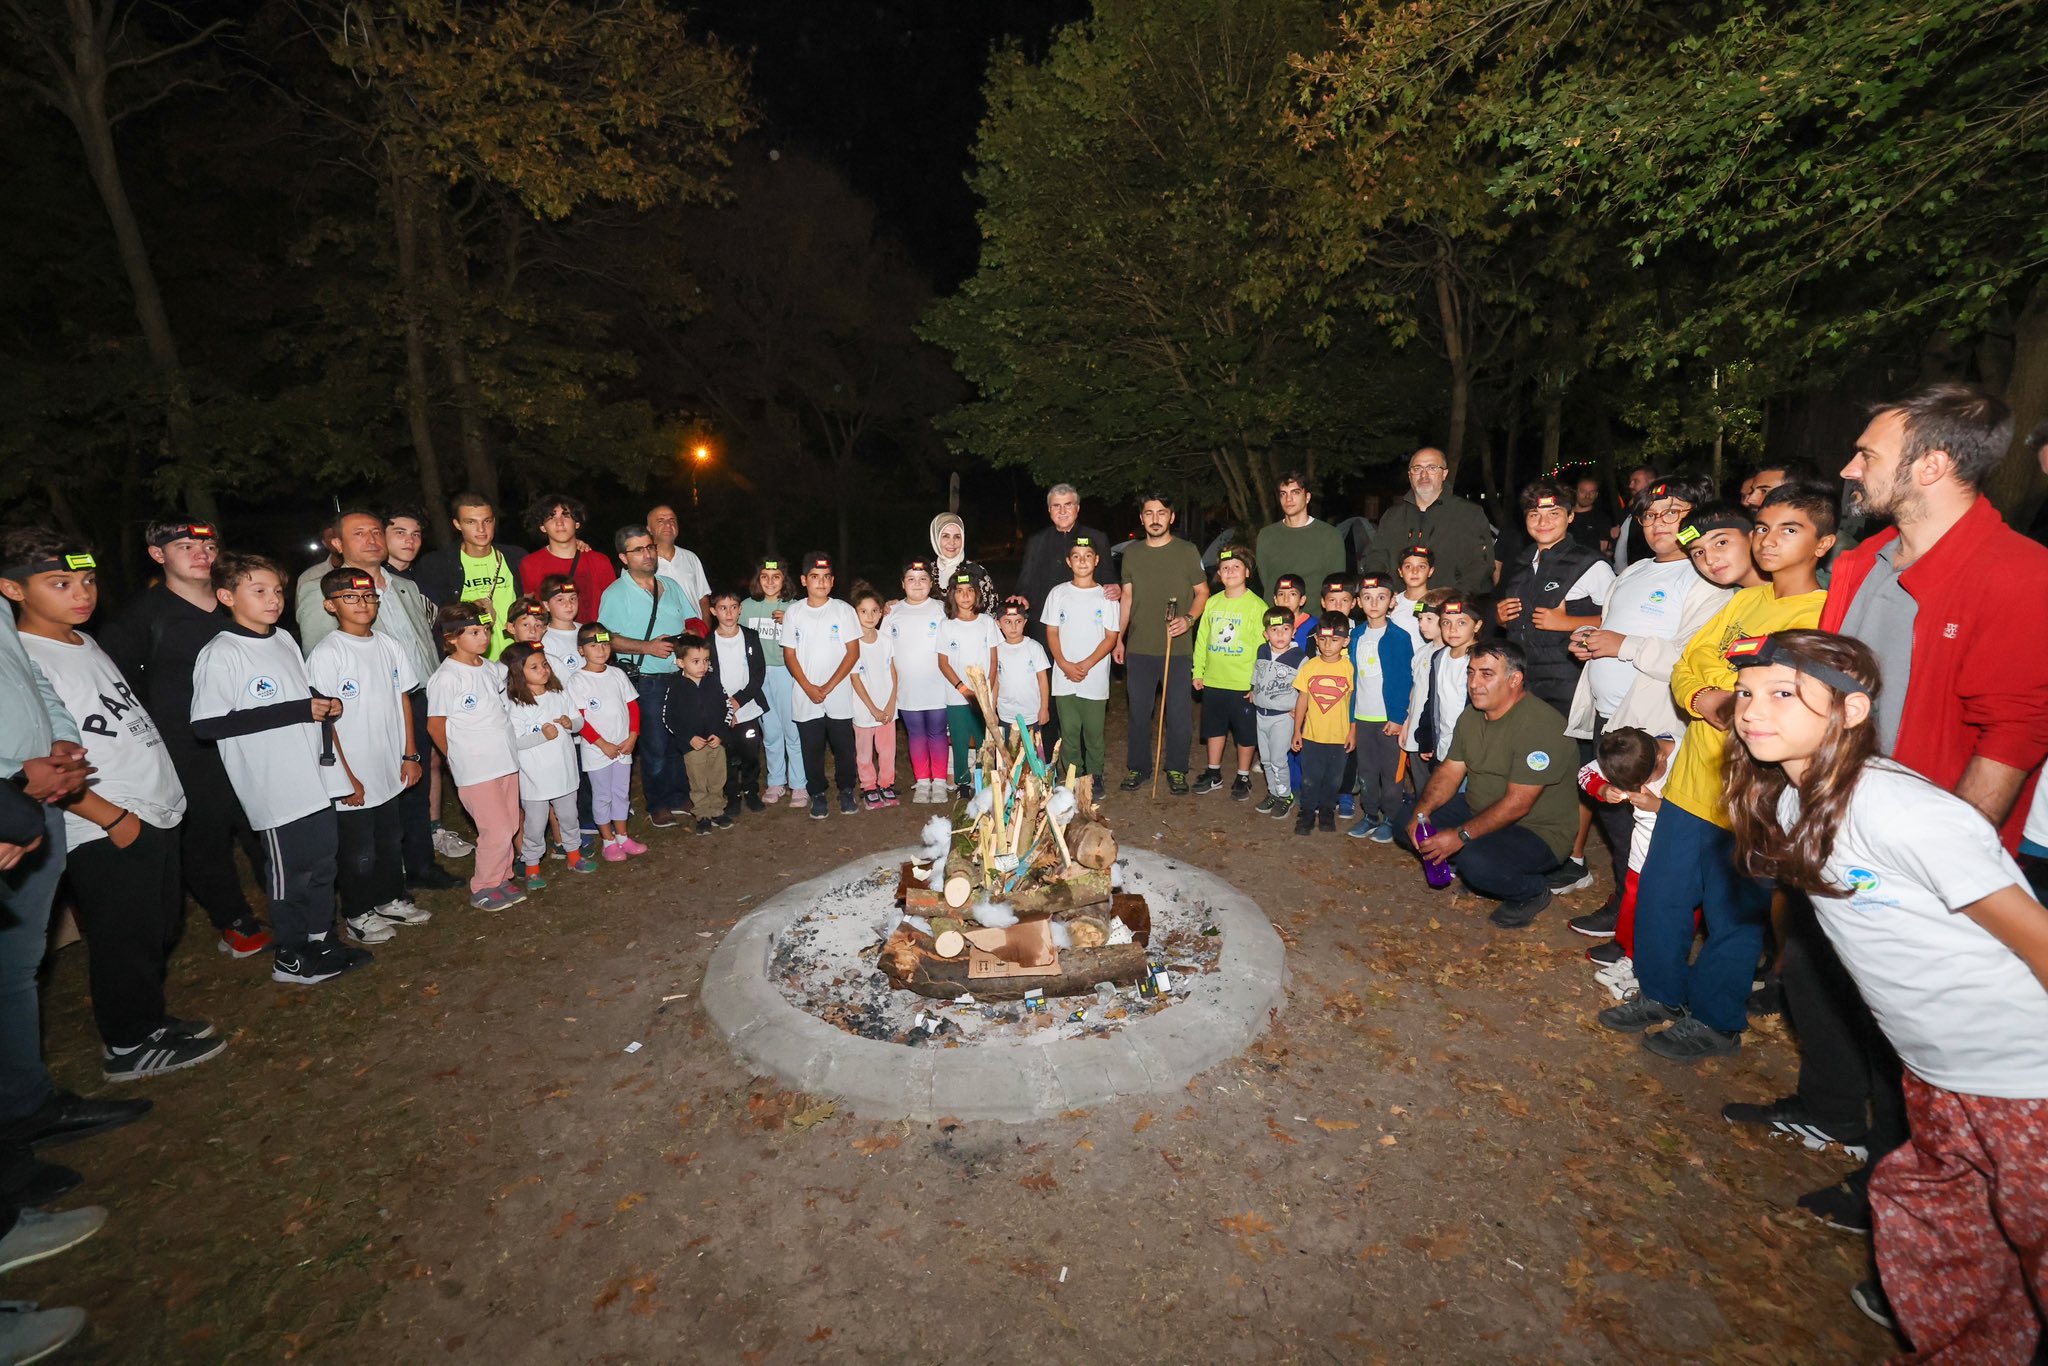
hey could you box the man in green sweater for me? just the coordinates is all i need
[1368,447,1497,594]
[1190,546,1269,799]
[1254,472,1348,599]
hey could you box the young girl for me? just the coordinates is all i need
[426,602,526,911]
[937,570,1000,800]
[503,642,586,891]
[572,624,642,860]
[1727,630,2048,1362]
[994,597,1051,761]
[707,589,767,812]
[847,583,900,808]
[739,558,804,804]
[885,558,951,803]
[538,575,585,686]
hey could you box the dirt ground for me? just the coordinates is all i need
[17,703,1901,1364]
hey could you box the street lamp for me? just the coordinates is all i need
[689,441,711,507]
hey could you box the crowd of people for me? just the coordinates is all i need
[0,384,2044,1357]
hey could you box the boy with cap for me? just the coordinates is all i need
[780,553,863,819]
[1041,537,1120,789]
[1346,573,1414,840]
[1250,606,1306,817]
[1190,546,1267,798]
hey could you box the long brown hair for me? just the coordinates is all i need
[1724,630,1882,897]
[500,642,561,706]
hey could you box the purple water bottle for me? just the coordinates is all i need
[1414,817,1455,889]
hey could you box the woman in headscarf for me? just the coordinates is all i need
[929,512,998,617]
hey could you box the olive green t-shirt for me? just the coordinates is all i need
[1444,693,1578,860]
[1119,537,1207,656]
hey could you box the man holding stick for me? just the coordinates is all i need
[1115,494,1208,796]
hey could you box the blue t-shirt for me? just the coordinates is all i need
[597,574,692,675]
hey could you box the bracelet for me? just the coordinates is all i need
[97,809,132,832]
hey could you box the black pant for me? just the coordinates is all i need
[1783,901,1906,1154]
[796,716,857,798]
[164,741,261,931]
[1124,651,1193,777]
[261,808,339,947]
[576,769,596,839]
[62,820,182,1048]
[1589,716,1632,900]
[335,797,405,920]
[398,690,437,883]
[725,720,764,803]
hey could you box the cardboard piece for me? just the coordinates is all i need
[967,947,1062,980]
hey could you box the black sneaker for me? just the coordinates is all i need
[839,790,859,815]
[1724,1097,1870,1158]
[1316,807,1335,833]
[1747,979,1784,1016]
[1848,1277,1894,1329]
[1229,773,1251,801]
[159,1016,215,1041]
[1585,940,1626,966]
[1120,769,1145,791]
[694,818,713,835]
[1489,888,1551,928]
[810,795,829,820]
[1568,905,1619,937]
[272,941,350,986]
[0,1152,81,1207]
[406,865,463,892]
[1269,794,1295,821]
[1293,812,1314,837]
[744,791,765,813]
[1192,768,1223,795]
[1598,994,1677,1033]
[1641,1014,1741,1061]
[1166,771,1188,795]
[1254,793,1279,815]
[102,1028,227,1083]
[711,813,734,831]
[1798,1179,1873,1234]
[1547,857,1594,893]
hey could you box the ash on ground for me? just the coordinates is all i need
[768,856,1221,1049]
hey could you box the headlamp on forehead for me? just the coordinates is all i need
[475,614,494,630]
[1726,634,1870,698]
[1073,537,1093,548]
[0,552,96,580]
[1676,525,1702,545]
[1216,548,1233,560]
[589,628,611,643]
[761,560,780,571]
[1440,599,1471,617]
[954,573,973,585]
[148,523,216,548]
[327,573,375,597]
[1533,495,1561,511]
[1357,575,1387,591]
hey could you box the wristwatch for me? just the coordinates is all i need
[1456,827,1473,844]
[400,753,422,763]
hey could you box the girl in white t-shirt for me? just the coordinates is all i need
[426,602,524,910]
[1727,629,2048,1359]
[503,643,587,890]
[538,575,586,686]
[848,584,900,808]
[937,570,1000,800]
[994,597,1051,761]
[571,625,643,860]
[885,558,951,803]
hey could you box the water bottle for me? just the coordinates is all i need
[1414,817,1455,889]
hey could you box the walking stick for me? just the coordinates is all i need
[1151,596,1178,799]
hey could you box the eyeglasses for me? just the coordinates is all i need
[1638,505,1692,525]
[329,592,380,606]
[1408,464,1447,474]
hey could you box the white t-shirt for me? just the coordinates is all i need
[1586,556,1698,718]
[938,613,1002,703]
[781,597,862,723]
[884,598,950,712]
[1782,760,2047,1098]
[426,657,516,786]
[996,637,1051,725]
[1389,595,1428,650]
[1038,584,1119,701]
[712,629,761,723]
[1579,757,1669,872]
[654,545,712,617]
[1351,623,1388,722]
[191,627,352,830]
[569,664,638,772]
[1520,543,1617,607]
[2023,778,2048,852]
[508,696,581,801]
[1412,647,1472,757]
[22,631,185,848]
[542,626,584,689]
[305,630,419,809]
[851,633,896,726]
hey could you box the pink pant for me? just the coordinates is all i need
[1872,1072,2048,1364]
[855,723,897,792]
[902,708,947,782]
[457,773,521,894]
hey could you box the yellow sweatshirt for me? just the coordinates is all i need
[1664,585,1826,825]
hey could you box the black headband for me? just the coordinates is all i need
[148,523,216,548]
[0,552,95,580]
[1726,634,1870,698]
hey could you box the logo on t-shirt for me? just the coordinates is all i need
[1526,750,1551,772]
[1846,867,1879,894]
[338,677,361,700]
[1306,673,1349,713]
[1647,590,1667,604]
[391,666,402,686]
[585,695,601,711]
[460,693,479,712]
[249,676,278,701]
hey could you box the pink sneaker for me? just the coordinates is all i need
[761,785,784,805]
[601,841,628,863]
[620,836,650,856]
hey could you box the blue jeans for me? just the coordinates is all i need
[758,668,805,792]
[1631,802,1771,1035]
[634,674,684,812]
[0,807,62,1123]
[1393,792,1559,904]
[1298,739,1347,814]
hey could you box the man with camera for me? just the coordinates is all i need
[597,526,695,827]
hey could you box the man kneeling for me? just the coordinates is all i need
[1397,641,1578,927]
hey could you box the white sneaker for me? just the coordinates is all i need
[375,898,432,926]
[432,827,474,858]
[920,780,941,803]
[1594,958,1638,1002]
[345,913,398,945]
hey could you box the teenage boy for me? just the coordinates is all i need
[1254,472,1347,602]
[663,638,733,835]
[382,506,428,587]
[190,554,367,986]
[517,493,616,616]
[305,569,431,946]
[3,532,224,1080]
[99,518,275,956]
[1116,494,1208,794]
[1291,612,1356,835]
[418,493,525,660]
[1495,480,1615,714]
[1190,547,1266,798]
[1602,480,1837,1060]
[1346,573,1413,841]
[781,553,862,819]
[1250,607,1305,817]
[1041,537,1120,789]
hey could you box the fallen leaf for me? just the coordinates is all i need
[1378,1135,1398,1146]
[1073,1136,1094,1150]
[1132,1112,1155,1133]
[615,1192,645,1213]
[1059,1108,1089,1120]
[550,1209,578,1239]
[851,1134,902,1157]
[1018,1169,1059,1192]
[790,1102,837,1130]
[807,1327,833,1343]
[1314,1118,1360,1133]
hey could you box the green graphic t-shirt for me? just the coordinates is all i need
[457,548,519,660]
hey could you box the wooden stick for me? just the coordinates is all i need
[1151,596,1178,799]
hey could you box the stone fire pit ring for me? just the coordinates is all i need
[701,847,1287,1122]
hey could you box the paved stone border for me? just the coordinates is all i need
[701,848,1287,1122]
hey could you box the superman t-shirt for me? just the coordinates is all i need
[1291,655,1354,745]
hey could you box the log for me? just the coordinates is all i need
[942,852,977,909]
[1107,892,1152,947]
[1002,869,1111,919]
[1067,819,1117,871]
[891,942,1149,1001]
[896,863,945,916]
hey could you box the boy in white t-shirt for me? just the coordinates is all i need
[994,597,1051,762]
[306,568,430,946]
[425,601,525,911]
[191,552,362,985]
[1040,537,1120,786]
[3,529,224,1075]
[780,552,863,819]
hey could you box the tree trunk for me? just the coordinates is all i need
[427,213,495,503]
[390,164,452,547]
[1986,278,2048,528]
[1539,392,1561,482]
[1437,270,1470,488]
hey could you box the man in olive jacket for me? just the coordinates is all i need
[1368,447,1496,594]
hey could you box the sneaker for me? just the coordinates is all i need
[159,1016,215,1041]
[101,1028,226,1083]
[880,787,899,807]
[375,898,432,925]
[1293,812,1314,837]
[0,1155,80,1207]
[618,836,648,856]
[1747,979,1784,1016]
[432,826,474,858]
[577,835,599,860]
[272,939,359,985]
[1594,960,1638,1002]
[0,1304,87,1365]
[955,782,973,803]
[567,854,596,873]
[546,840,567,862]
[694,818,713,836]
[1346,817,1377,840]
[810,795,829,820]
[1642,1014,1741,1061]
[493,881,528,908]
[745,791,766,813]
[840,790,859,815]
[1721,1097,1870,1159]
[469,886,516,912]
[1229,773,1251,801]
[648,808,678,829]
[0,1205,106,1273]
[1166,771,1188,795]
[1489,888,1551,928]
[762,785,784,805]
[1269,794,1295,821]
[217,918,273,959]
[406,864,463,891]
[1547,857,1594,893]
[344,913,398,945]
[1585,940,1626,966]
[1369,821,1395,844]
[1848,1278,1894,1330]
[1120,770,1145,792]
[1337,794,1355,818]
[1255,794,1280,815]
[523,870,549,892]
[1799,1180,1874,1235]
[711,813,734,831]
[1569,905,1620,938]
[601,840,628,863]
[1317,807,1335,833]
[1598,994,1678,1033]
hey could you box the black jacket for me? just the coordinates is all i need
[705,627,767,719]
[98,584,231,752]
[1496,536,1604,713]
[416,543,526,613]
[662,672,729,743]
